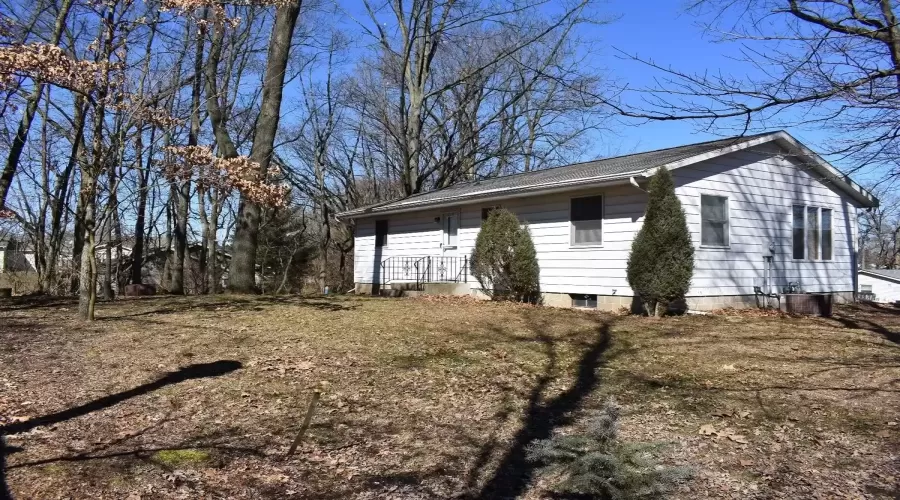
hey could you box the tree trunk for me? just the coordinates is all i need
[131,126,153,284]
[207,194,221,293]
[77,167,98,320]
[228,0,302,293]
[169,182,188,294]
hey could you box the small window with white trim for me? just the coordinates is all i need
[700,194,729,247]
[570,195,603,246]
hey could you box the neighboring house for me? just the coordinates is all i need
[0,238,36,273]
[857,270,900,303]
[337,131,878,311]
[95,239,231,294]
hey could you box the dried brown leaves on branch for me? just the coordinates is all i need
[160,0,297,28]
[0,43,112,95]
[165,145,289,207]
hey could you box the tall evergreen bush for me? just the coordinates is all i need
[626,167,694,315]
[470,208,540,303]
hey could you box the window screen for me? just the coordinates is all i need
[807,206,819,260]
[571,196,603,246]
[821,209,832,260]
[571,294,598,308]
[375,220,388,248]
[792,206,805,259]
[701,195,729,246]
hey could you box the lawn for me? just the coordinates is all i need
[0,295,897,499]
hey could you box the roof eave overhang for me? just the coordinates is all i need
[859,270,900,284]
[337,131,879,220]
[641,131,879,208]
[336,175,636,220]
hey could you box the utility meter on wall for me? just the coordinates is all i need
[765,241,776,258]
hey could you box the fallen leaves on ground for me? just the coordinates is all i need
[0,295,897,499]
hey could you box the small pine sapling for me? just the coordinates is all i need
[526,399,692,499]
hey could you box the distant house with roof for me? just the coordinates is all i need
[0,238,36,273]
[857,269,900,303]
[337,131,878,311]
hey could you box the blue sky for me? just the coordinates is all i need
[586,0,834,161]
[329,0,879,186]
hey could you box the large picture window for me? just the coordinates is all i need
[792,205,832,261]
[700,195,729,247]
[570,195,603,246]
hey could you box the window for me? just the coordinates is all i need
[375,220,388,248]
[822,209,832,260]
[571,195,603,246]
[792,205,832,261]
[792,205,805,259]
[481,206,501,221]
[807,206,819,260]
[571,294,597,308]
[701,195,729,247]
[442,212,459,248]
[860,284,873,293]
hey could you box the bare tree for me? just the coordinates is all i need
[228,0,303,293]
[615,0,900,185]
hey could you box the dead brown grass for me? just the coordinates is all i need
[0,295,897,499]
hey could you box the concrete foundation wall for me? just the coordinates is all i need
[423,282,471,295]
[355,282,856,312]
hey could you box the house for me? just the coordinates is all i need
[95,238,231,294]
[0,238,36,273]
[857,270,900,303]
[337,131,878,311]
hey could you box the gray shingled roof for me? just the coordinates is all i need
[860,269,900,283]
[338,131,876,218]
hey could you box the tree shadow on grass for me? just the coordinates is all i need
[0,360,242,500]
[830,313,900,346]
[466,318,613,499]
[97,295,357,320]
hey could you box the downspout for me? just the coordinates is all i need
[629,176,647,193]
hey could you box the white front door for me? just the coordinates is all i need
[441,212,459,256]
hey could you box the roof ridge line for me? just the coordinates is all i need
[429,131,779,190]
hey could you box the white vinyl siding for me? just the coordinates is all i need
[355,142,860,298]
[673,142,857,296]
[858,273,900,303]
[354,185,643,296]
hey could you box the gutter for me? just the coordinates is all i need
[336,174,636,220]
[858,270,900,285]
